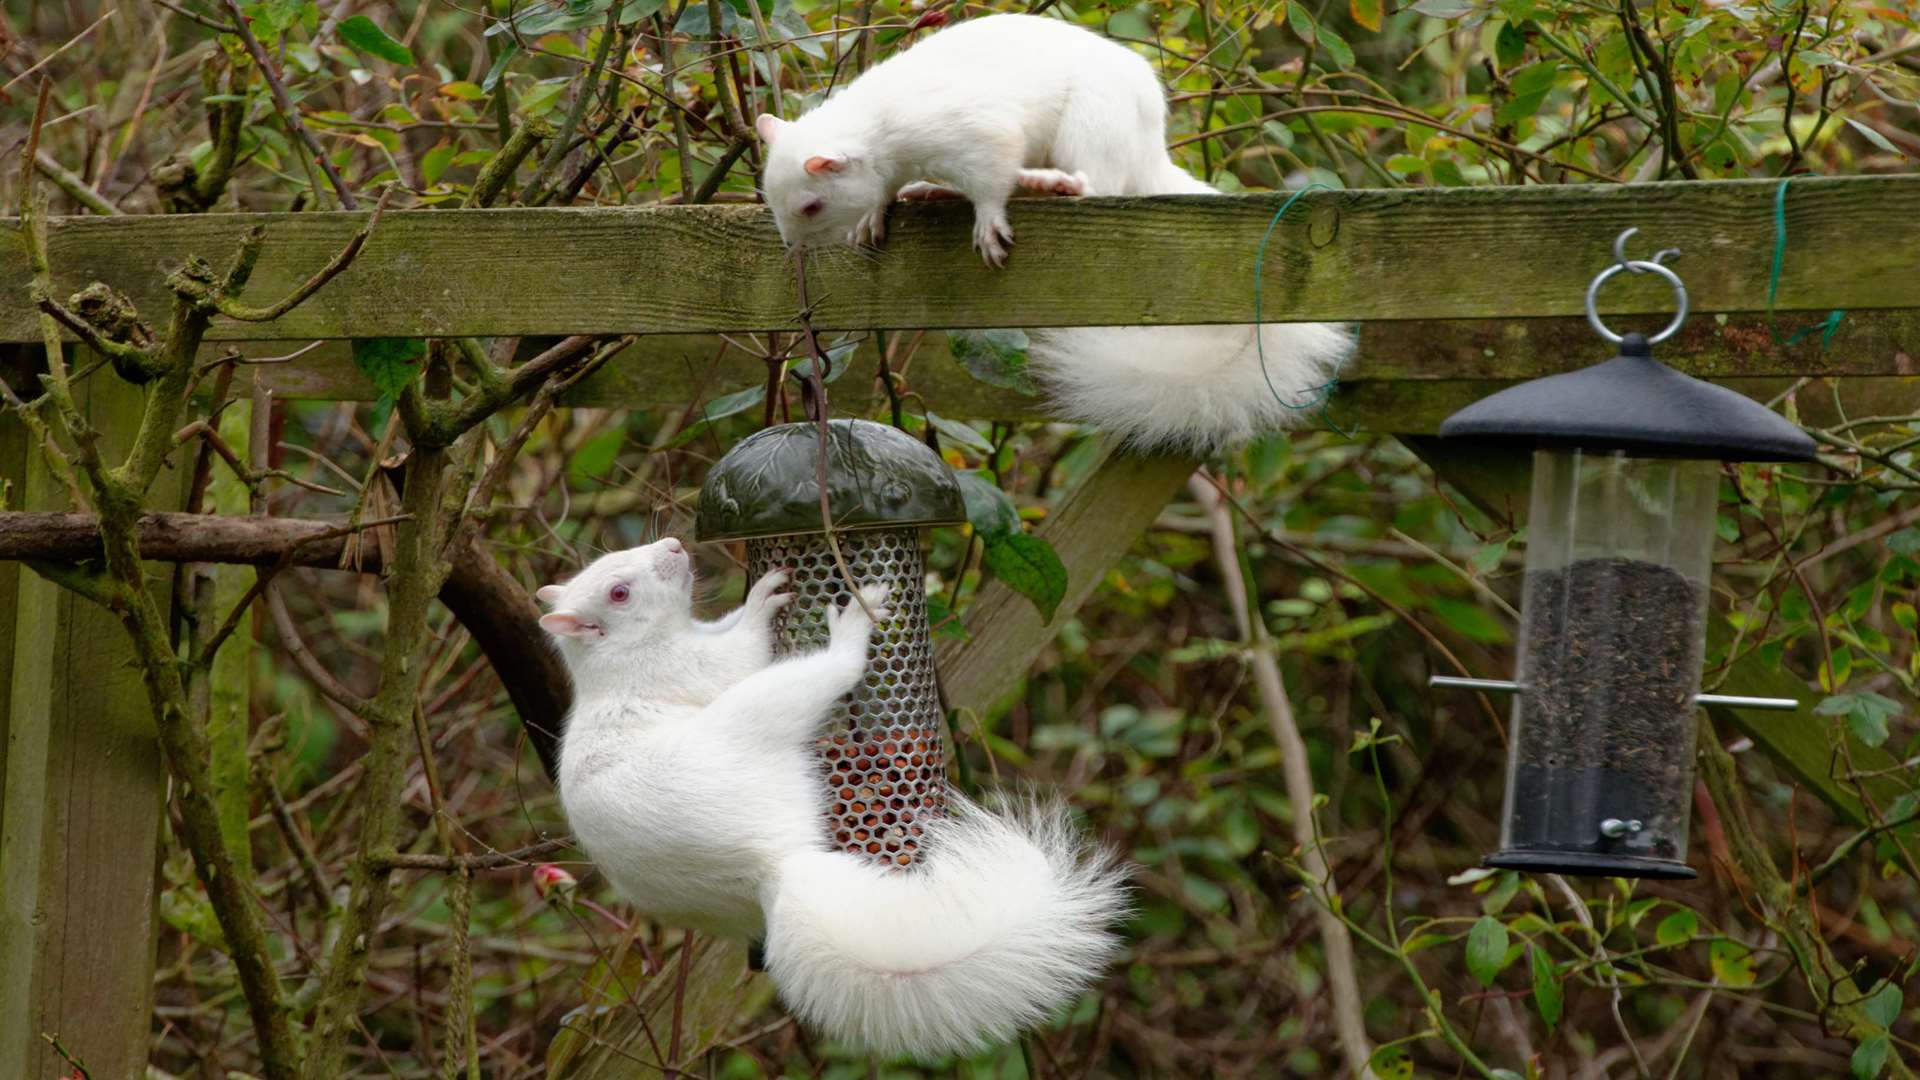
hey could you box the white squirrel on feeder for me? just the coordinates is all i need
[755,12,1354,453]
[537,537,1129,1059]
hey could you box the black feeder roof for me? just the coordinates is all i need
[696,418,966,542]
[1438,333,1818,463]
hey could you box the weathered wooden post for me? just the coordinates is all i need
[0,350,174,1079]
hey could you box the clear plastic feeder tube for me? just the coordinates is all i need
[1491,449,1718,878]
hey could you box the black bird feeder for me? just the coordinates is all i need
[1432,231,1816,879]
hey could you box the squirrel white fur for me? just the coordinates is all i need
[756,12,1353,453]
[537,538,1128,1059]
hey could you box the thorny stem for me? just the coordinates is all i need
[219,0,358,209]
[302,443,456,1077]
[1693,714,1920,1080]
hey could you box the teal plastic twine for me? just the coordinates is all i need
[1768,175,1846,348]
[1253,182,1351,437]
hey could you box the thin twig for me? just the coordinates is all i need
[211,188,392,322]
[219,0,359,209]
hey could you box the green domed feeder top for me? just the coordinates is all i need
[696,419,966,541]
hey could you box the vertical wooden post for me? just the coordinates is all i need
[0,352,171,1080]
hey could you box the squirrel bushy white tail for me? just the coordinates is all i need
[538,540,1127,1059]
[766,793,1127,1057]
[756,13,1353,452]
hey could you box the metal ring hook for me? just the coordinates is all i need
[1611,227,1681,274]
[1586,257,1690,345]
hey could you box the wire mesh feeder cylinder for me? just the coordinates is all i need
[696,419,966,868]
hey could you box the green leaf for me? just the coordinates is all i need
[955,469,1020,537]
[1655,909,1696,947]
[481,42,520,92]
[1471,538,1509,572]
[1496,61,1561,125]
[1220,802,1261,857]
[242,0,305,42]
[338,15,415,65]
[351,337,425,400]
[568,428,623,485]
[1317,25,1355,68]
[673,0,738,37]
[947,329,1039,395]
[1480,870,1522,915]
[1286,1,1316,44]
[1349,0,1383,33]
[927,412,995,456]
[1410,0,1475,16]
[1846,118,1905,157]
[1863,982,1903,1029]
[1495,20,1529,68]
[1529,946,1563,1028]
[1428,597,1509,643]
[487,0,667,37]
[1889,528,1920,557]
[982,532,1068,624]
[1853,1034,1890,1080]
[1466,915,1510,987]
[1816,692,1902,748]
[1709,939,1756,988]
[1368,1045,1413,1080]
[420,144,454,186]
[1385,154,1428,174]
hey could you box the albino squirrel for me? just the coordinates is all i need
[537,538,1127,1059]
[756,13,1354,452]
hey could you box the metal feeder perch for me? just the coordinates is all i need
[697,418,966,868]
[1431,231,1816,880]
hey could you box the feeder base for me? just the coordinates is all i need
[1484,848,1698,880]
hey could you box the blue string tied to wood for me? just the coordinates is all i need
[1253,183,1351,438]
[1768,175,1846,349]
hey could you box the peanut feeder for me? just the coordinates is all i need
[697,419,965,868]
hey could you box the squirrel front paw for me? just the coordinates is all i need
[972,209,1013,267]
[852,205,888,248]
[825,584,892,651]
[745,568,793,617]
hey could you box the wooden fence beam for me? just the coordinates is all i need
[2,175,1915,343]
[185,308,1920,439]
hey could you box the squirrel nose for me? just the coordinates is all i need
[661,537,684,554]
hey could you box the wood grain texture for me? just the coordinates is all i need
[204,307,1920,438]
[1402,436,1899,828]
[0,360,168,1080]
[2,174,1915,343]
[938,442,1202,718]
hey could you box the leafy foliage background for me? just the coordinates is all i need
[2,0,1918,1076]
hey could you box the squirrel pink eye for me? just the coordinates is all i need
[609,583,631,604]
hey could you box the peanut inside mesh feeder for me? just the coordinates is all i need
[1431,232,1816,880]
[697,419,966,868]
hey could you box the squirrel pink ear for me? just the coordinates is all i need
[755,113,788,144]
[536,585,565,606]
[539,611,592,638]
[803,154,847,175]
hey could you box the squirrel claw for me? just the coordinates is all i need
[852,206,888,248]
[972,212,1013,267]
